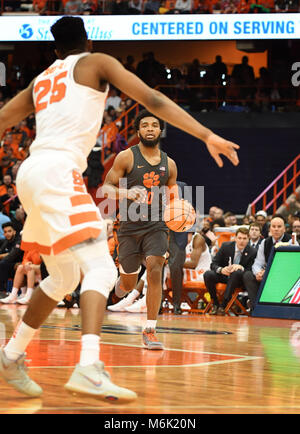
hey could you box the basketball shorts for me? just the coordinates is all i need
[16,152,103,256]
[118,229,168,274]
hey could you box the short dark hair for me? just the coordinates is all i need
[50,16,88,56]
[134,109,164,132]
[2,221,14,230]
[236,227,249,236]
[249,222,261,232]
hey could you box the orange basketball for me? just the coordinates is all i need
[164,199,196,232]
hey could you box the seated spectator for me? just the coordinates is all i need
[223,211,236,227]
[204,227,257,315]
[255,210,269,238]
[112,0,129,13]
[10,206,25,235]
[0,206,11,240]
[0,222,23,296]
[124,55,136,73]
[105,88,122,111]
[174,0,192,12]
[33,0,47,13]
[292,218,300,244]
[248,222,263,250]
[183,232,211,281]
[243,215,295,312]
[0,249,41,305]
[64,0,83,14]
[1,186,21,216]
[143,0,161,13]
[0,174,17,197]
[128,0,143,13]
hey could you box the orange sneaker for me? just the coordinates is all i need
[142,328,164,350]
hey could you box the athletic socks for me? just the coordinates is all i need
[4,321,37,361]
[79,334,100,367]
[145,320,157,330]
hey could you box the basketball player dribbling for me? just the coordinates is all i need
[0,16,239,399]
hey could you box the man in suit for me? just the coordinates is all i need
[243,214,296,313]
[248,222,263,250]
[204,227,257,315]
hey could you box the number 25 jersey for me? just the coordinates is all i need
[30,53,108,172]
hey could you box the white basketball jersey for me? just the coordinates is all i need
[185,233,211,271]
[30,53,108,172]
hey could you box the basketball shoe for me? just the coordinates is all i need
[0,294,17,304]
[142,328,164,350]
[64,361,137,403]
[0,347,43,397]
[125,296,147,313]
[107,296,134,312]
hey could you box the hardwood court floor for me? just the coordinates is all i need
[0,304,300,414]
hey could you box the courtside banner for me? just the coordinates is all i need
[0,13,298,41]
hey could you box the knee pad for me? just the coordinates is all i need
[40,259,81,302]
[70,237,118,299]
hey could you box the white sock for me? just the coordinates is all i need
[10,287,19,298]
[79,334,100,367]
[24,288,34,299]
[114,277,127,298]
[4,321,37,361]
[20,287,27,296]
[127,289,140,303]
[145,320,157,330]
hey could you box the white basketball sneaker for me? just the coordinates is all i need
[0,294,17,304]
[107,296,135,312]
[125,296,147,313]
[64,361,137,403]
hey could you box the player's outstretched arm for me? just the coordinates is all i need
[94,54,239,167]
[0,81,35,139]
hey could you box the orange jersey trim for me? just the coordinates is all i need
[69,211,100,226]
[70,194,93,207]
[21,227,101,256]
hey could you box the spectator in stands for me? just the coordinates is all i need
[248,222,262,250]
[0,206,11,240]
[64,0,83,14]
[0,222,23,296]
[243,215,294,312]
[255,210,269,238]
[112,0,129,13]
[128,0,143,13]
[0,249,42,305]
[210,55,228,85]
[1,186,20,216]
[221,0,238,13]
[105,87,122,111]
[0,222,18,259]
[124,55,136,73]
[10,206,25,234]
[143,0,161,13]
[292,218,300,244]
[173,0,192,12]
[224,211,235,227]
[187,58,201,85]
[0,174,17,196]
[204,227,257,315]
[232,56,255,100]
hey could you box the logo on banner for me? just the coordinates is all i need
[281,276,300,304]
[19,24,34,39]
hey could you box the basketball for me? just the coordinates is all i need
[164,199,196,232]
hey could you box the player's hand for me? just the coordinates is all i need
[127,186,147,203]
[206,133,240,167]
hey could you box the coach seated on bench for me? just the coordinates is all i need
[243,214,297,313]
[204,227,257,315]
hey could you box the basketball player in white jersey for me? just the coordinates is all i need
[183,232,211,283]
[0,16,239,399]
